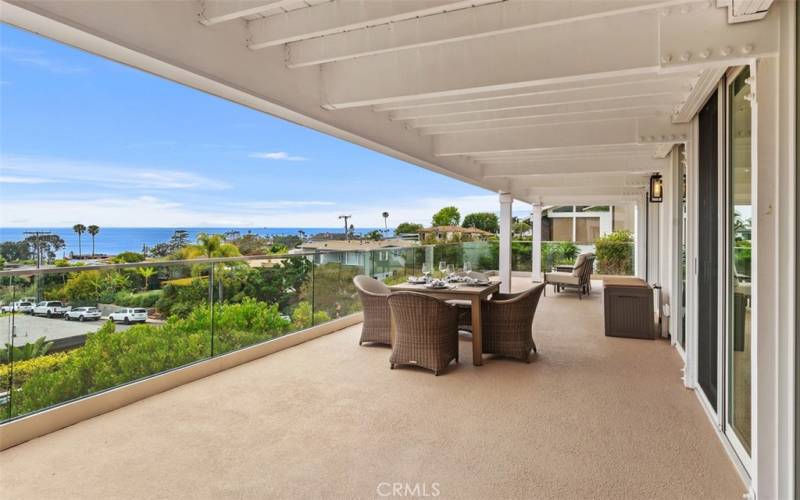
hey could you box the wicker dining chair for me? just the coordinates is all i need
[353,275,392,346]
[387,292,460,375]
[480,283,545,363]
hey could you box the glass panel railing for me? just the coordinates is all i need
[594,241,635,276]
[211,254,316,354]
[0,261,212,421]
[310,251,365,325]
[4,238,607,423]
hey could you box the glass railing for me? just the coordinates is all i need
[0,242,501,423]
[0,237,636,423]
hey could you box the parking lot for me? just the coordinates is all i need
[1,313,157,345]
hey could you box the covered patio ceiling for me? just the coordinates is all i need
[1,0,779,204]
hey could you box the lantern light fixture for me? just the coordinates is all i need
[649,174,663,203]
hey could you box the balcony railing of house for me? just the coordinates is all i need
[0,240,635,428]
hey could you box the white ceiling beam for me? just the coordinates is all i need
[287,0,676,68]
[372,73,696,112]
[495,173,651,188]
[247,0,497,49]
[322,3,780,109]
[417,108,672,135]
[387,80,688,120]
[672,67,728,123]
[434,118,689,156]
[198,0,295,26]
[659,2,779,68]
[469,144,659,161]
[482,157,667,177]
[407,96,683,128]
[523,185,646,197]
[523,193,643,205]
[320,10,662,109]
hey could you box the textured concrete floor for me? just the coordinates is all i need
[0,279,745,499]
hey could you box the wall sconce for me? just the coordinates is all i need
[649,174,663,203]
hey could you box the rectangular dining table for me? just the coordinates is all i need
[388,281,500,366]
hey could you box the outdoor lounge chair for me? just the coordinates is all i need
[387,292,459,375]
[480,284,545,362]
[353,275,392,346]
[543,253,595,299]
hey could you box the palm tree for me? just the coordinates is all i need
[87,225,100,256]
[136,267,157,291]
[185,233,241,301]
[72,224,87,257]
[382,211,389,231]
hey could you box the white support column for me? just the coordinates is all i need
[635,197,647,279]
[498,192,513,293]
[531,202,542,282]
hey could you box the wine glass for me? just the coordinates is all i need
[421,262,431,276]
[463,261,472,273]
[439,261,447,274]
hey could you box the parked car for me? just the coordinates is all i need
[108,308,147,324]
[1,301,35,314]
[64,307,102,322]
[32,301,70,318]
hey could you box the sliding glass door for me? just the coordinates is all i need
[697,90,720,410]
[726,67,753,456]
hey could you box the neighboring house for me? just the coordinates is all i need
[294,238,418,279]
[418,225,493,241]
[542,205,635,244]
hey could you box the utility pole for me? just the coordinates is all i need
[338,215,351,241]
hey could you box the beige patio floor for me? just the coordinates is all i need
[0,278,745,499]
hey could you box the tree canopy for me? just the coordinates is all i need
[395,222,423,235]
[462,212,499,233]
[432,206,461,226]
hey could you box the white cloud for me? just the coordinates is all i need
[1,156,230,190]
[0,46,87,74]
[230,200,335,210]
[249,151,307,161]
[0,176,58,184]
[0,193,508,228]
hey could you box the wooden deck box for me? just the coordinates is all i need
[603,277,655,339]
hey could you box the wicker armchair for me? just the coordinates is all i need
[353,275,392,346]
[480,284,545,363]
[543,253,595,300]
[387,292,459,375]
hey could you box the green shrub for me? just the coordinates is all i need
[0,336,54,363]
[6,299,292,418]
[0,352,69,390]
[113,290,163,308]
[112,251,145,263]
[541,241,579,271]
[595,230,634,276]
[290,301,331,330]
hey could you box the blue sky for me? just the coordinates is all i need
[0,23,505,228]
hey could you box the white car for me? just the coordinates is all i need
[64,307,102,322]
[108,308,148,324]
[32,301,70,318]
[1,301,35,314]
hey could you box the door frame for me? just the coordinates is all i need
[722,64,755,474]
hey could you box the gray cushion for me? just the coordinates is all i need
[546,272,581,285]
[572,253,590,277]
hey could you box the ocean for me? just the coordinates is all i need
[0,227,386,256]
